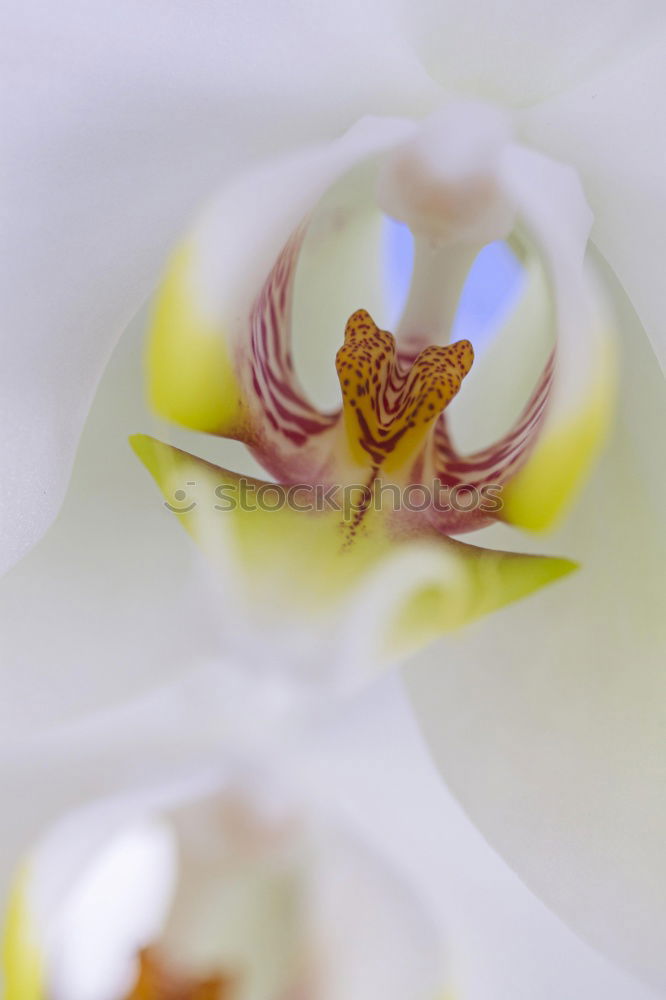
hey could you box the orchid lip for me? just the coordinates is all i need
[240,215,609,540]
[233,197,558,537]
[134,106,616,656]
[147,108,616,538]
[244,251,552,536]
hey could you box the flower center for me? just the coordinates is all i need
[336,309,474,475]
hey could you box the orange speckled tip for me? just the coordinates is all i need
[336,308,473,471]
[125,948,234,1000]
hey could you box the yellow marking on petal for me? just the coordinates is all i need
[130,433,393,618]
[501,337,615,531]
[336,310,473,475]
[147,242,243,434]
[387,542,576,659]
[2,868,43,1000]
[131,434,576,658]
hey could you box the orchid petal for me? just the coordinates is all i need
[3,872,42,1000]
[147,118,418,480]
[431,144,616,532]
[374,114,617,532]
[0,0,435,576]
[405,271,666,990]
[404,1,663,106]
[497,146,617,530]
[293,673,663,1000]
[0,313,221,729]
[518,18,666,370]
[131,434,576,673]
[5,826,175,1000]
[0,661,252,945]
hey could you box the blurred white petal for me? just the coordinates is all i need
[0,0,435,575]
[519,22,666,369]
[0,309,221,728]
[405,264,666,989]
[0,670,232,912]
[403,0,662,106]
[294,672,662,1000]
[16,762,441,1000]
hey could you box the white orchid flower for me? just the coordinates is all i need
[129,101,604,671]
[2,0,666,993]
[2,683,442,1000]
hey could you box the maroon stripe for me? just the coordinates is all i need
[247,224,335,450]
[433,351,555,486]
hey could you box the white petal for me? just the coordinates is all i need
[493,144,617,529]
[405,265,666,989]
[0,660,252,939]
[366,107,616,532]
[0,0,435,575]
[294,673,662,1000]
[0,310,221,729]
[518,18,666,370]
[309,825,440,1000]
[405,0,663,106]
[44,822,177,1000]
[145,114,417,478]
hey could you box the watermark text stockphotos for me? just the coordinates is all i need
[165,479,503,516]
